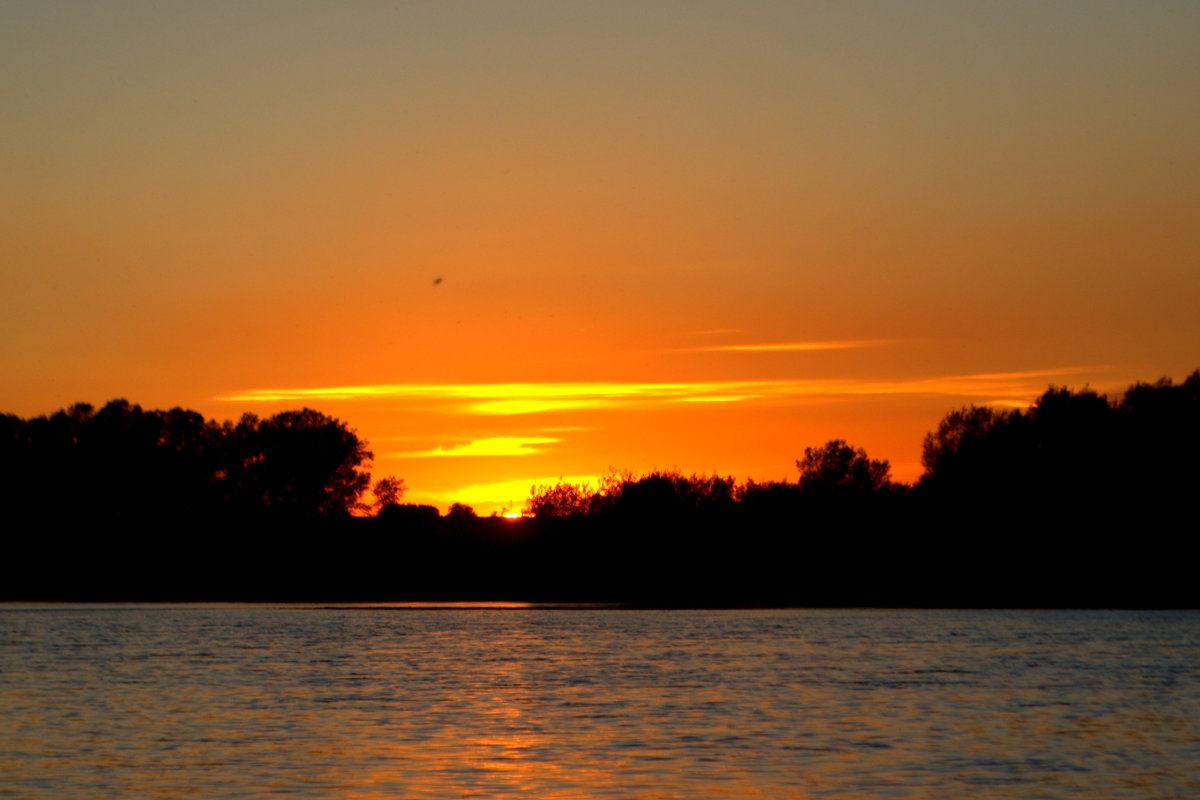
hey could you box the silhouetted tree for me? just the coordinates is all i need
[921,405,1007,475]
[796,440,891,495]
[447,502,477,519]
[1024,385,1114,502]
[916,373,1200,540]
[917,404,1022,499]
[372,476,406,513]
[1112,370,1200,509]
[599,469,737,519]
[257,409,372,517]
[219,408,372,519]
[5,370,1198,605]
[736,477,801,516]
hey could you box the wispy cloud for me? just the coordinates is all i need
[218,381,765,408]
[676,394,762,403]
[389,436,560,458]
[217,367,1099,413]
[470,398,603,415]
[685,340,883,353]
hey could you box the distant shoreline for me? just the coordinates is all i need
[5,370,1197,608]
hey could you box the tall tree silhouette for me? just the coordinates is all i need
[234,408,373,518]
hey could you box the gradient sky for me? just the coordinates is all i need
[4,1,1198,513]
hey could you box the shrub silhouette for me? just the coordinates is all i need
[525,479,594,517]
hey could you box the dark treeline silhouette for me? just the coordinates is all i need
[3,371,1197,605]
[1,400,371,524]
[1,400,373,599]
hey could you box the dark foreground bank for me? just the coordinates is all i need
[5,499,1195,607]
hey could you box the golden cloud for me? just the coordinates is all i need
[388,436,561,458]
[217,367,1097,413]
[685,340,883,353]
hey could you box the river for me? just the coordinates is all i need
[2,605,1197,798]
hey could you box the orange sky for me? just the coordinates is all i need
[3,2,1198,514]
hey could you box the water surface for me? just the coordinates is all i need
[2,606,1197,798]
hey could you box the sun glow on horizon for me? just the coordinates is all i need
[409,473,599,517]
[213,366,1110,515]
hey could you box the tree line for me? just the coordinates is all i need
[1,400,373,526]
[522,369,1200,525]
[2,370,1197,604]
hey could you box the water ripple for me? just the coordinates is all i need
[1,607,1198,799]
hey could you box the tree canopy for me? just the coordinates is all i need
[916,371,1200,520]
[1,400,373,525]
[796,439,892,496]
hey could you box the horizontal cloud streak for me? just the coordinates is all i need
[686,340,883,353]
[470,399,603,415]
[218,381,772,406]
[218,366,1097,413]
[389,436,560,458]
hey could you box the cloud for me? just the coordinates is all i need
[217,380,758,409]
[388,436,560,458]
[469,399,603,415]
[676,394,762,403]
[217,366,1100,413]
[685,340,883,353]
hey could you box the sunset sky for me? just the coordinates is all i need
[4,1,1198,514]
